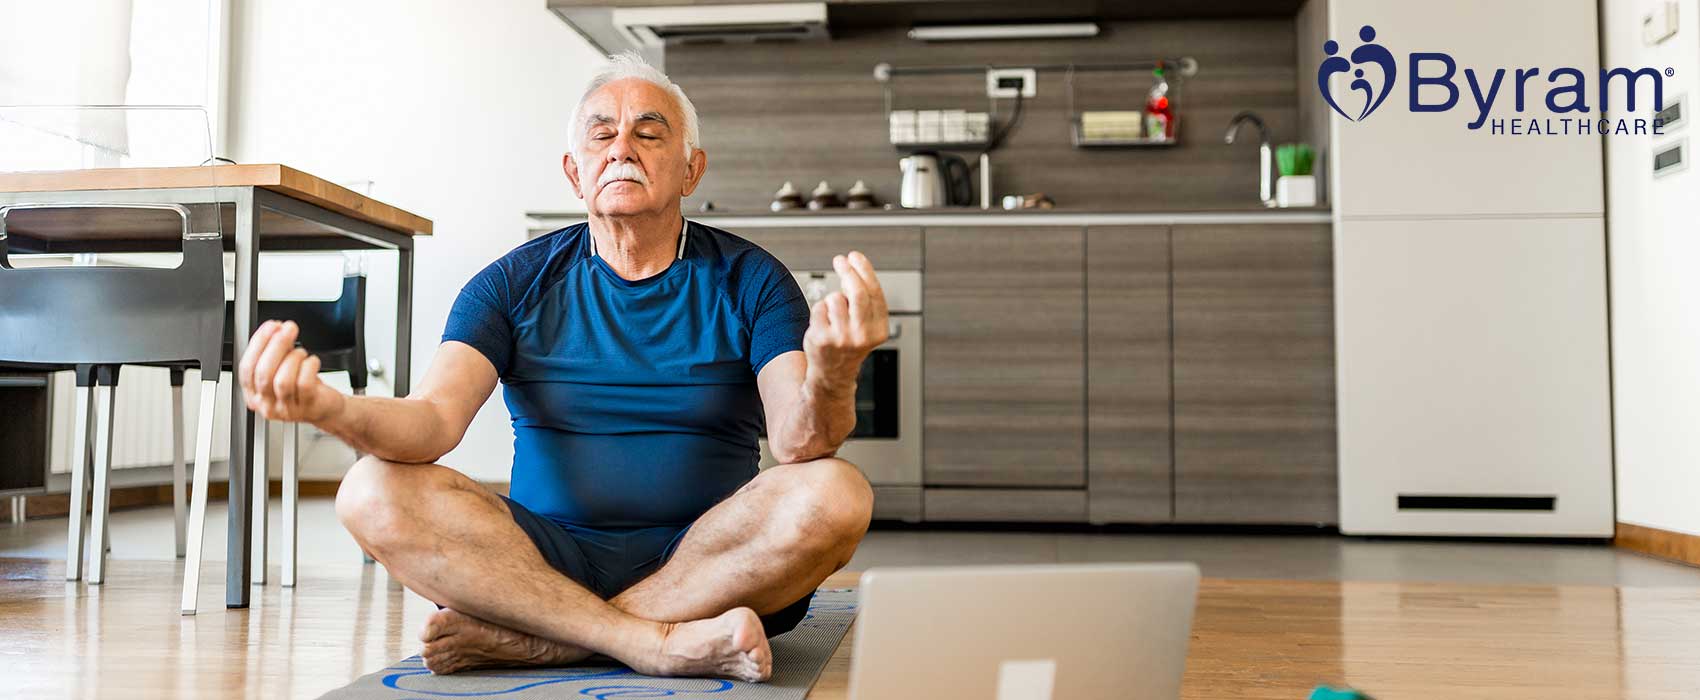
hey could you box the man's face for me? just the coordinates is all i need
[564,78,707,218]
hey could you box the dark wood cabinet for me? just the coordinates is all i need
[730,225,922,271]
[1085,226,1173,523]
[1170,224,1337,524]
[922,226,1085,488]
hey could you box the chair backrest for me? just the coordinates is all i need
[0,203,226,371]
[267,274,365,353]
[222,274,368,385]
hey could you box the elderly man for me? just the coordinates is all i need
[237,52,885,682]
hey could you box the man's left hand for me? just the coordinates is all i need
[803,251,890,390]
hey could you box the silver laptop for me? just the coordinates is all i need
[847,563,1200,700]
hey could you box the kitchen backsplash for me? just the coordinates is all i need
[669,18,1299,212]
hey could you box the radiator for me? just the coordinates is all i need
[48,367,232,474]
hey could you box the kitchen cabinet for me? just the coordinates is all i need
[1330,0,1603,220]
[924,488,1087,523]
[1328,0,1612,538]
[729,226,921,271]
[1085,226,1173,523]
[1335,218,1611,536]
[922,226,1085,488]
[1171,223,1336,524]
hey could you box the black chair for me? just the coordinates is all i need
[0,202,224,614]
[165,274,368,587]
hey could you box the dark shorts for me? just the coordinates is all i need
[501,495,813,637]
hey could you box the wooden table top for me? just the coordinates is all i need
[3,559,1699,699]
[0,164,432,237]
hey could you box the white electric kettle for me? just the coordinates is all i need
[898,152,972,208]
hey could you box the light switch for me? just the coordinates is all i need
[1643,2,1678,46]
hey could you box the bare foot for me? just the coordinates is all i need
[641,607,772,683]
[420,608,591,674]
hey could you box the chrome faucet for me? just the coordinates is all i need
[1224,111,1276,208]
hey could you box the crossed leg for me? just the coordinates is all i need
[335,456,873,679]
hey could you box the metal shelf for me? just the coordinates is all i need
[1071,119,1180,149]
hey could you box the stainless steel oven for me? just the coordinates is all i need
[761,270,921,494]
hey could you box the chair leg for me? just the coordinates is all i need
[171,382,187,559]
[64,385,93,581]
[86,382,116,585]
[252,419,269,585]
[282,421,299,587]
[180,380,219,615]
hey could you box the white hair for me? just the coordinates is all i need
[568,51,701,157]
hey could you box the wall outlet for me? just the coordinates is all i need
[1656,93,1686,133]
[986,68,1037,98]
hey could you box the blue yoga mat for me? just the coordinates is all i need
[319,588,856,700]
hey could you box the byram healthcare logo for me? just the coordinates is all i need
[1318,24,1671,136]
[1319,25,1397,122]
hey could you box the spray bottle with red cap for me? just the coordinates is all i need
[1144,61,1175,140]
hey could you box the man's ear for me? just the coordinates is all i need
[680,148,708,198]
[563,153,584,199]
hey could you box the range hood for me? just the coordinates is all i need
[612,3,829,47]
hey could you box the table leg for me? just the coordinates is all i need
[394,243,413,398]
[226,187,257,608]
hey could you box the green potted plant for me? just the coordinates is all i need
[1275,143,1317,207]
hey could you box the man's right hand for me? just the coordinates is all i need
[239,320,347,425]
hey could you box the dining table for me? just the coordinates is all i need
[0,163,432,608]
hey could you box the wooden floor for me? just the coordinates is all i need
[4,558,1700,699]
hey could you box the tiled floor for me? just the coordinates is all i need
[4,498,1697,588]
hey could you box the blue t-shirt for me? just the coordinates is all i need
[442,220,808,528]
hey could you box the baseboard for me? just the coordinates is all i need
[1616,521,1700,568]
[2,480,344,521]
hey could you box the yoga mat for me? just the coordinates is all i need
[319,588,856,700]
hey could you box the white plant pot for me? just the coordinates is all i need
[1276,175,1317,208]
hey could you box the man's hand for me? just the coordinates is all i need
[238,320,347,425]
[803,251,889,391]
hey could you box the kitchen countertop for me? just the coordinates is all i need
[527,207,1333,228]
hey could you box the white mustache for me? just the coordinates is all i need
[598,163,650,187]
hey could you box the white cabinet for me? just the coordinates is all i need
[1335,218,1613,536]
[1329,0,1615,536]
[1330,0,1605,219]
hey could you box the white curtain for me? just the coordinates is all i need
[1,0,219,170]
[0,0,135,163]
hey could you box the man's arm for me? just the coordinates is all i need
[757,252,889,464]
[239,320,497,464]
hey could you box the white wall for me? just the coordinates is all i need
[227,0,599,481]
[1603,0,1700,537]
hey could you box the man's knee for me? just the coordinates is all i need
[766,457,873,554]
[335,455,439,551]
